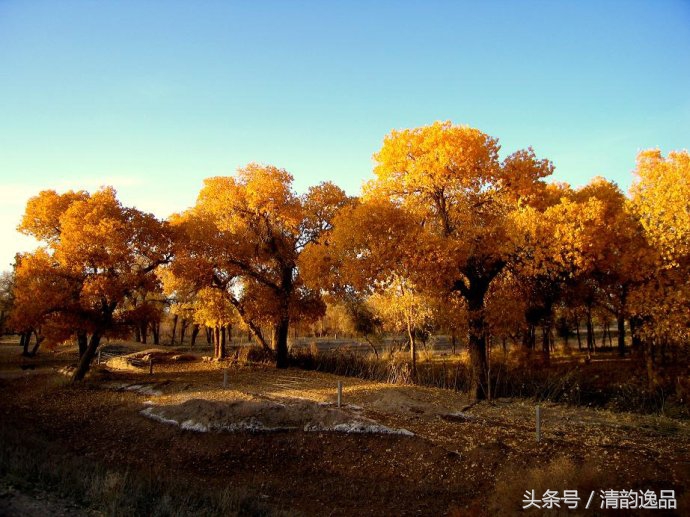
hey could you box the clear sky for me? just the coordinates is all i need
[1,1,689,272]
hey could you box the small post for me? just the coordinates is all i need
[337,381,343,408]
[223,369,228,388]
[97,350,101,365]
[149,358,153,375]
[536,405,542,442]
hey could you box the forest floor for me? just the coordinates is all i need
[0,339,688,516]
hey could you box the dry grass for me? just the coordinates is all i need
[289,346,689,417]
[488,457,607,516]
[0,421,270,516]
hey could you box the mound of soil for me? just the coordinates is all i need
[107,349,198,371]
[141,398,414,435]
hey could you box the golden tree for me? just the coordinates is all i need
[368,276,436,370]
[13,188,172,380]
[171,164,348,367]
[308,122,553,400]
[629,150,690,364]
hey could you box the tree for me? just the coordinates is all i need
[0,271,14,335]
[13,188,172,380]
[193,287,236,360]
[171,164,348,367]
[572,178,653,356]
[368,276,436,370]
[307,121,553,400]
[628,150,690,370]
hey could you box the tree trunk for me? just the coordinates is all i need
[629,317,642,354]
[645,339,657,390]
[406,317,417,375]
[29,332,44,356]
[274,316,290,368]
[77,331,88,358]
[221,325,226,355]
[586,311,594,355]
[467,306,488,401]
[617,313,626,356]
[152,321,160,345]
[72,333,102,382]
[274,267,294,368]
[541,324,550,363]
[21,331,32,357]
[216,325,227,360]
[454,269,499,402]
[170,314,178,345]
[576,320,582,351]
[213,326,220,358]
[134,325,141,343]
[190,324,199,348]
[523,323,536,351]
[140,322,148,344]
[179,319,188,345]
[226,298,271,351]
[607,322,613,348]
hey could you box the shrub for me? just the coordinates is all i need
[240,345,275,364]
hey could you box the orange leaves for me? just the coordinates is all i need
[370,121,500,200]
[11,187,171,355]
[300,197,422,294]
[171,163,347,360]
[18,189,89,242]
[196,164,302,236]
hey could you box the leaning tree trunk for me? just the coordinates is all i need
[29,333,44,357]
[72,333,102,382]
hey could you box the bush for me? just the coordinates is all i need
[240,345,275,364]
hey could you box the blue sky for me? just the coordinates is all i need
[1,1,689,271]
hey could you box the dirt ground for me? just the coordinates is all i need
[0,340,688,516]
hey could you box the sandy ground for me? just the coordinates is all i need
[0,340,688,515]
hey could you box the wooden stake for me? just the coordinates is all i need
[337,381,343,408]
[223,369,228,388]
[536,405,542,442]
[97,350,101,365]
